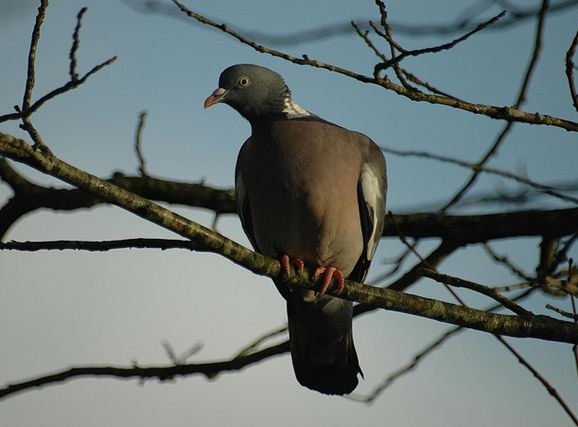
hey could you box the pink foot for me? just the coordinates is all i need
[280,254,305,277]
[313,266,345,295]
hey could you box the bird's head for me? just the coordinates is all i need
[204,64,293,120]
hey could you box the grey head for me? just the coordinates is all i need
[204,64,310,120]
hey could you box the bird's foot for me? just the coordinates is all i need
[313,266,345,295]
[281,254,305,277]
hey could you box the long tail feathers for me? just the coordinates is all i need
[286,296,362,395]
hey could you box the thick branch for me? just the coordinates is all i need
[1,134,577,344]
[0,162,236,239]
[387,208,578,243]
[1,158,576,243]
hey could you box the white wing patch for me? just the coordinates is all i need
[282,97,311,118]
[360,162,381,260]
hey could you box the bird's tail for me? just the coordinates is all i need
[286,295,362,395]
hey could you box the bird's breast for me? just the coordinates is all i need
[241,123,364,275]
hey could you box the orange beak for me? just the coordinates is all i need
[204,88,228,108]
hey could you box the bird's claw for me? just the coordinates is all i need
[281,254,305,277]
[313,266,345,295]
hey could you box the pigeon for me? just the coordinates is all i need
[204,64,387,395]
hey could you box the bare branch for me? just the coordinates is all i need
[0,238,204,252]
[354,287,536,403]
[161,341,203,365]
[441,0,549,210]
[2,156,576,244]
[22,0,48,113]
[483,243,533,282]
[421,268,532,316]
[374,10,506,74]
[497,337,578,426]
[0,5,117,125]
[2,133,577,344]
[69,7,88,81]
[350,325,459,403]
[233,326,288,359]
[380,144,578,204]
[18,0,50,153]
[0,341,290,402]
[546,304,578,320]
[134,111,148,176]
[386,208,578,243]
[171,0,578,132]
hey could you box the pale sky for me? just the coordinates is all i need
[1,1,577,426]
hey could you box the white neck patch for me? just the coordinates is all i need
[282,97,311,118]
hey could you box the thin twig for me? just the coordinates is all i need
[354,287,537,403]
[0,238,204,252]
[0,28,117,124]
[493,282,534,292]
[134,111,148,176]
[369,247,413,283]
[0,341,290,401]
[162,341,203,365]
[387,211,468,308]
[70,7,88,81]
[349,326,459,403]
[545,304,578,321]
[22,0,48,113]
[19,0,50,153]
[422,268,532,316]
[441,0,549,211]
[497,336,578,426]
[483,243,533,281]
[399,68,463,101]
[372,0,415,90]
[374,10,506,74]
[233,326,288,359]
[351,21,386,62]
[380,144,578,204]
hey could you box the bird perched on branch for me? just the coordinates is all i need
[204,64,387,395]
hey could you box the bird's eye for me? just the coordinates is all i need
[238,76,250,87]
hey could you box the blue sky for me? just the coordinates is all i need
[1,1,577,426]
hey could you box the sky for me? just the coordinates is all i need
[1,0,577,426]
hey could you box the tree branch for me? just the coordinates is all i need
[421,268,532,316]
[0,238,204,252]
[0,5,116,125]
[2,157,576,243]
[380,143,578,204]
[0,341,289,402]
[171,0,578,132]
[1,133,577,344]
[441,0,550,210]
[373,10,506,74]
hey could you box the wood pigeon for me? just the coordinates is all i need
[204,64,387,395]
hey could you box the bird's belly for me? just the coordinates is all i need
[249,182,363,277]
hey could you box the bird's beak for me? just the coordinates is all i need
[204,88,228,109]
